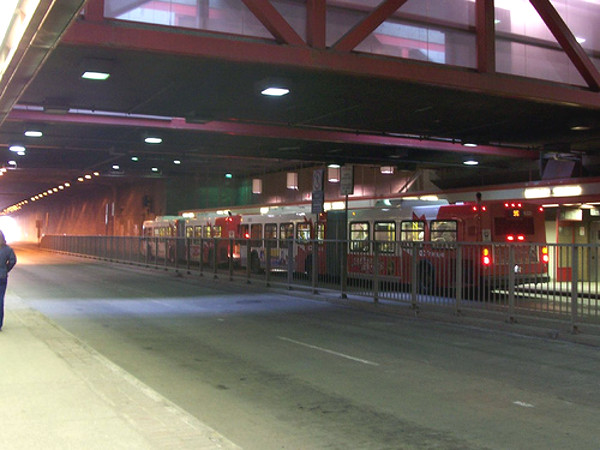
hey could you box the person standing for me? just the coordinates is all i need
[0,231,16,330]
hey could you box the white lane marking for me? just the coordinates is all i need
[513,401,535,408]
[277,336,379,366]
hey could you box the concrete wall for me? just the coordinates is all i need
[8,167,438,241]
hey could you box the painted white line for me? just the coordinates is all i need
[513,401,535,408]
[277,336,380,366]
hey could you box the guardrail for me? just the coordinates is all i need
[40,235,600,332]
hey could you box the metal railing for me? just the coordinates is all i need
[40,235,600,331]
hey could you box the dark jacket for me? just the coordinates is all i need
[0,245,16,280]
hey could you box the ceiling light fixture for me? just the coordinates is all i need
[81,71,110,81]
[24,130,42,138]
[145,137,162,144]
[261,87,290,97]
[463,159,479,166]
[9,144,25,153]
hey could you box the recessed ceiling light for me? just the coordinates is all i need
[225,173,233,179]
[151,167,159,172]
[112,164,120,170]
[261,87,290,97]
[131,156,139,161]
[81,71,110,81]
[9,144,25,152]
[145,137,162,144]
[173,159,181,165]
[24,130,42,138]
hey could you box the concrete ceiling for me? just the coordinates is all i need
[1,0,600,210]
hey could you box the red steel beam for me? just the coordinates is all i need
[61,20,600,109]
[240,0,305,46]
[333,0,409,52]
[307,0,326,49]
[7,109,539,159]
[529,0,600,92]
[476,0,495,73]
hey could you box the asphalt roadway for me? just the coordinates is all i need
[6,244,600,449]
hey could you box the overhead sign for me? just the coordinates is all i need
[340,165,354,195]
[311,169,325,214]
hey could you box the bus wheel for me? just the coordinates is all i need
[418,262,435,295]
[250,252,261,274]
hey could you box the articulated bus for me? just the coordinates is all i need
[233,199,549,292]
[144,199,549,293]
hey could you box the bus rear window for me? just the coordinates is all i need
[494,217,534,236]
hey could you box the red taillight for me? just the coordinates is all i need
[482,248,492,266]
[507,235,515,241]
[244,233,250,239]
[539,206,544,212]
[517,235,525,241]
[541,247,549,263]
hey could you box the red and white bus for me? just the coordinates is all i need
[144,199,549,292]
[233,199,549,291]
[142,213,242,265]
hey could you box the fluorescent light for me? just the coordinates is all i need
[81,71,110,81]
[144,137,162,144]
[173,159,181,165]
[463,159,479,166]
[462,143,478,148]
[524,187,551,199]
[24,130,42,138]
[131,156,139,161]
[151,167,159,172]
[112,165,120,170]
[261,87,289,97]
[9,144,25,152]
[380,166,395,174]
[552,185,582,197]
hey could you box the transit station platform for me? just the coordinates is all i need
[0,294,239,450]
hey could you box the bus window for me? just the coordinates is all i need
[194,226,202,238]
[265,223,277,239]
[350,222,370,252]
[203,225,212,238]
[280,222,294,246]
[185,226,194,239]
[296,222,311,242]
[401,221,425,242]
[316,223,325,242]
[213,225,222,238]
[251,224,262,246]
[430,220,457,242]
[374,221,395,253]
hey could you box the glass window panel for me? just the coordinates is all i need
[265,223,278,240]
[350,221,370,252]
[296,222,311,242]
[430,220,457,242]
[374,221,396,253]
[401,221,425,242]
[280,223,294,240]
